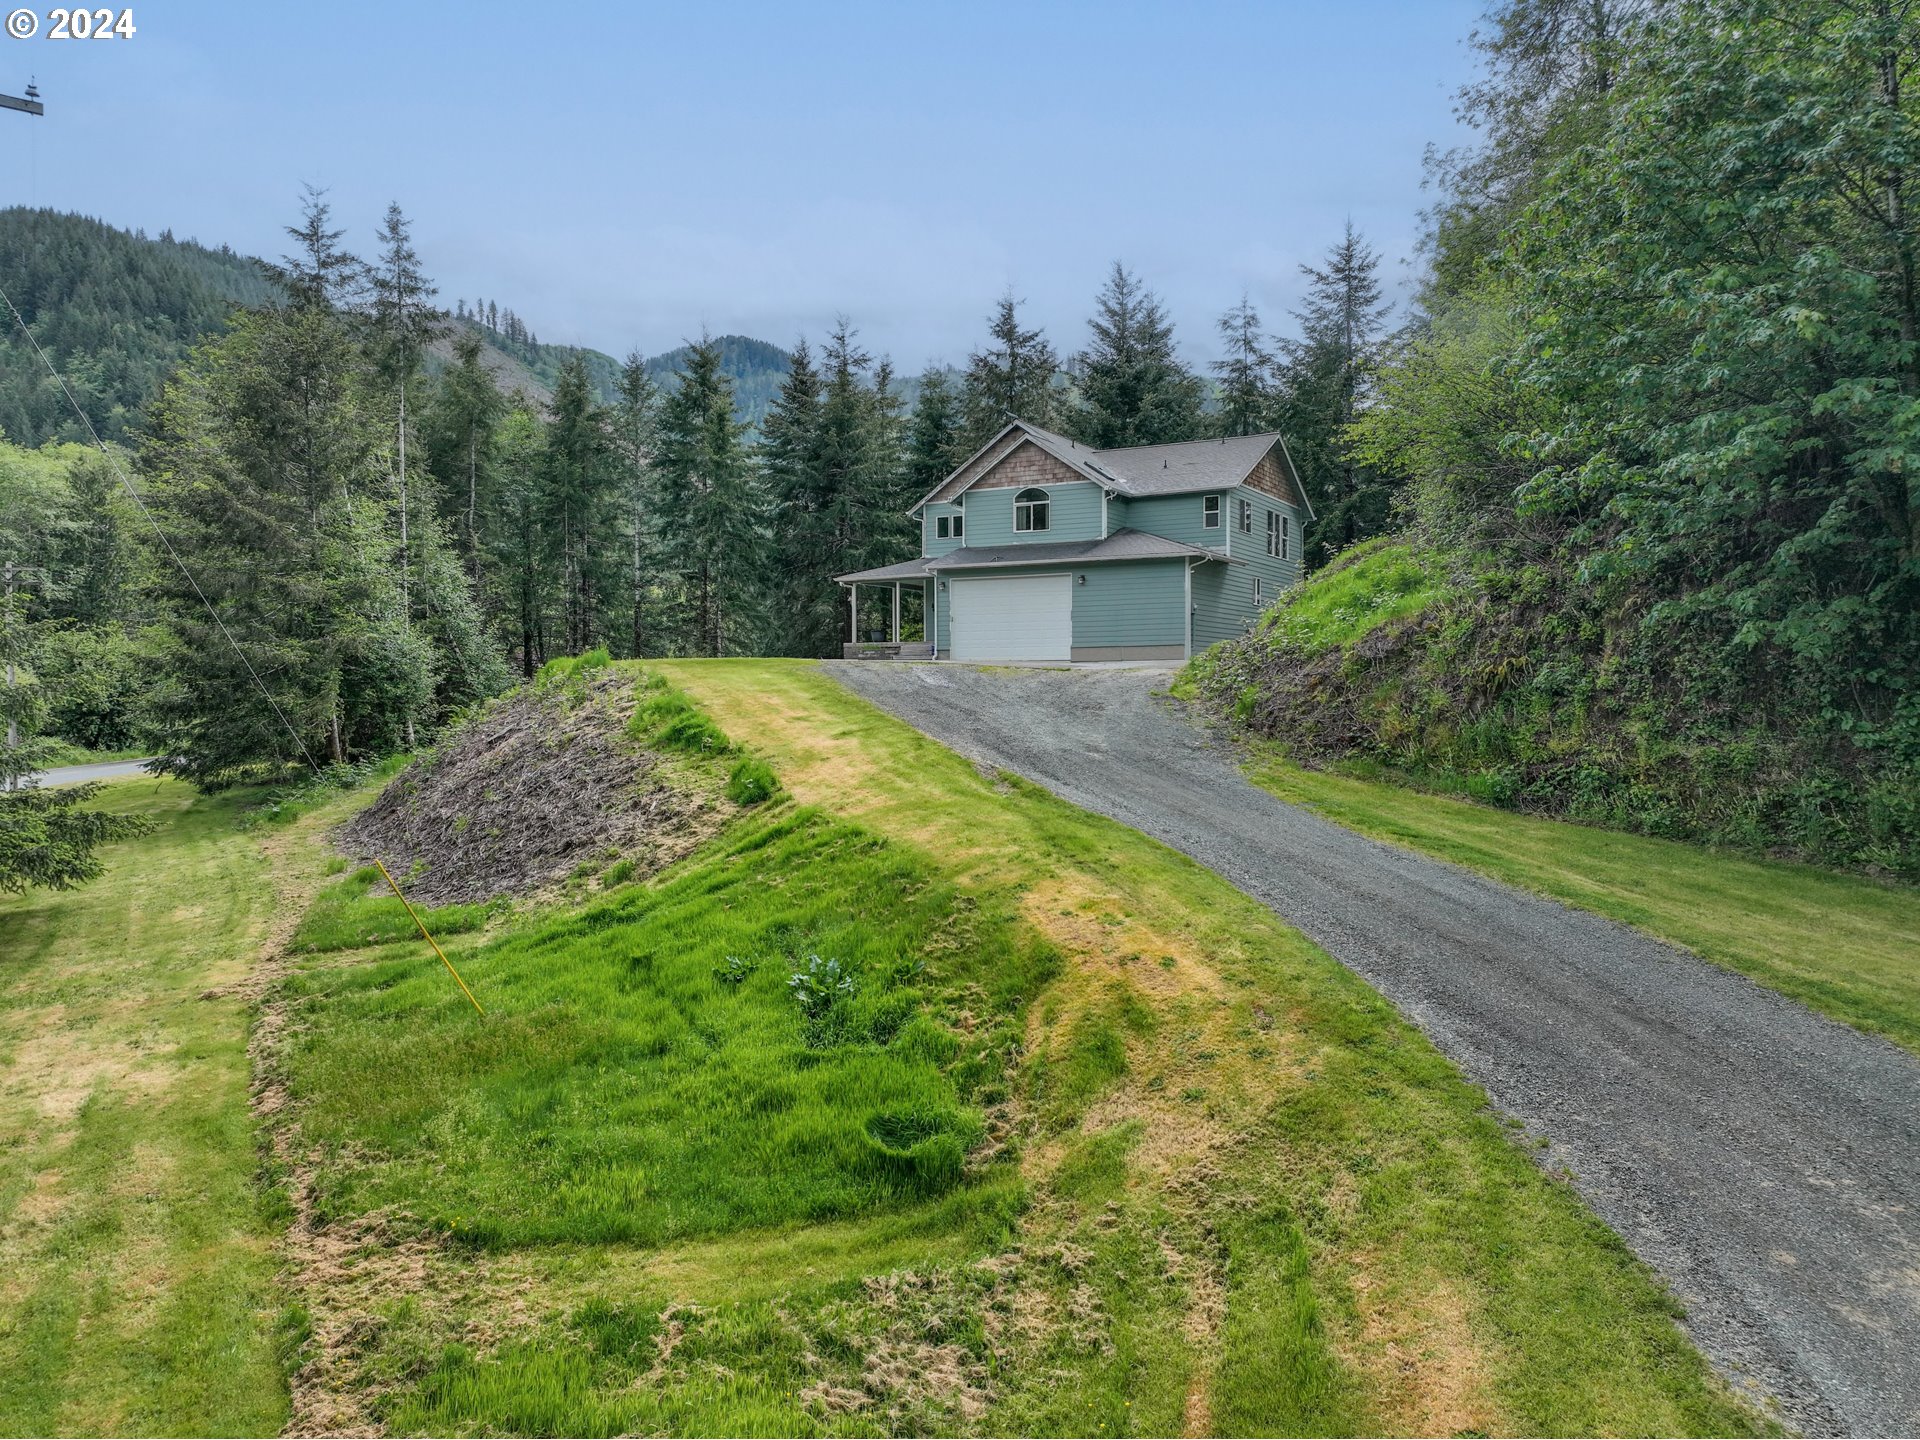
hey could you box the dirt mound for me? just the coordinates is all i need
[341,674,715,904]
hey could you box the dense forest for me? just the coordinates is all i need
[1192,0,1920,876]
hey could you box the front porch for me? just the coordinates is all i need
[835,556,936,661]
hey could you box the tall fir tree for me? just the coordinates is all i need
[424,329,504,586]
[490,406,550,676]
[1212,295,1278,437]
[960,294,1060,445]
[759,338,825,654]
[904,367,964,495]
[1277,223,1394,567]
[142,193,494,781]
[542,356,612,655]
[366,202,442,742]
[1066,262,1205,448]
[608,351,661,658]
[652,337,761,657]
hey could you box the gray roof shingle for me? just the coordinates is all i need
[908,420,1293,512]
[921,528,1232,572]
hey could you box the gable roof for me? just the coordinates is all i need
[909,420,1309,515]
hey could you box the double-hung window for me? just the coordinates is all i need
[1253,576,1264,608]
[1203,495,1221,529]
[935,513,965,540]
[1236,497,1253,533]
[1014,487,1051,533]
[1265,510,1282,557]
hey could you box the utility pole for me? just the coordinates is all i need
[0,80,43,116]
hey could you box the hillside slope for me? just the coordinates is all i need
[1186,539,1918,876]
[0,208,790,435]
[0,207,272,443]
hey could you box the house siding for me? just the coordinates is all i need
[1074,559,1187,650]
[962,480,1105,547]
[1190,486,1305,650]
[922,502,965,556]
[931,557,1186,658]
[1124,493,1229,551]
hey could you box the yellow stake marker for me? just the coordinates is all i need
[373,857,485,1015]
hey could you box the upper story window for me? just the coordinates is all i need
[1253,575,1264,608]
[1236,497,1254,533]
[1014,487,1051,533]
[935,513,965,540]
[1266,510,1289,558]
[1203,495,1221,528]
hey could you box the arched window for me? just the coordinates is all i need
[1013,487,1051,533]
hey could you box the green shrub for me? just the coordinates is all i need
[726,756,779,806]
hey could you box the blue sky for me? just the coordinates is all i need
[0,0,1484,368]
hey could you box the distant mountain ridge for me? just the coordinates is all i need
[0,207,795,443]
[438,320,793,429]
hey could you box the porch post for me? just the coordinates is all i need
[891,582,901,643]
[848,584,857,645]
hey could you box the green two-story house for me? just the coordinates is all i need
[836,419,1312,663]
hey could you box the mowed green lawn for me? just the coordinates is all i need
[0,779,293,1437]
[1243,752,1920,1056]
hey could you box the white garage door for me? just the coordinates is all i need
[950,574,1072,662]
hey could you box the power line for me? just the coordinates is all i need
[0,278,324,775]
[0,274,484,1016]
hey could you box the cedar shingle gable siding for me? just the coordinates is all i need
[927,430,1031,505]
[1241,452,1307,510]
[967,439,1085,491]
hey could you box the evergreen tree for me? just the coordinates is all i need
[424,328,504,585]
[366,202,442,741]
[266,185,363,312]
[608,351,661,658]
[652,337,761,656]
[1066,262,1204,448]
[141,195,494,783]
[904,367,964,495]
[960,294,1060,445]
[490,406,550,676]
[542,356,612,654]
[759,338,825,654]
[1212,295,1278,437]
[1277,223,1395,566]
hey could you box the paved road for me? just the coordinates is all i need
[26,759,154,788]
[829,661,1920,1436]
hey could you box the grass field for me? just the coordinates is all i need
[648,660,1768,1437]
[3,663,1785,1437]
[0,778,316,1436]
[1242,752,1920,1057]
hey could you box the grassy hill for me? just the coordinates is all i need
[0,659,1783,1436]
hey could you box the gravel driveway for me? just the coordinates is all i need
[829,661,1920,1436]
